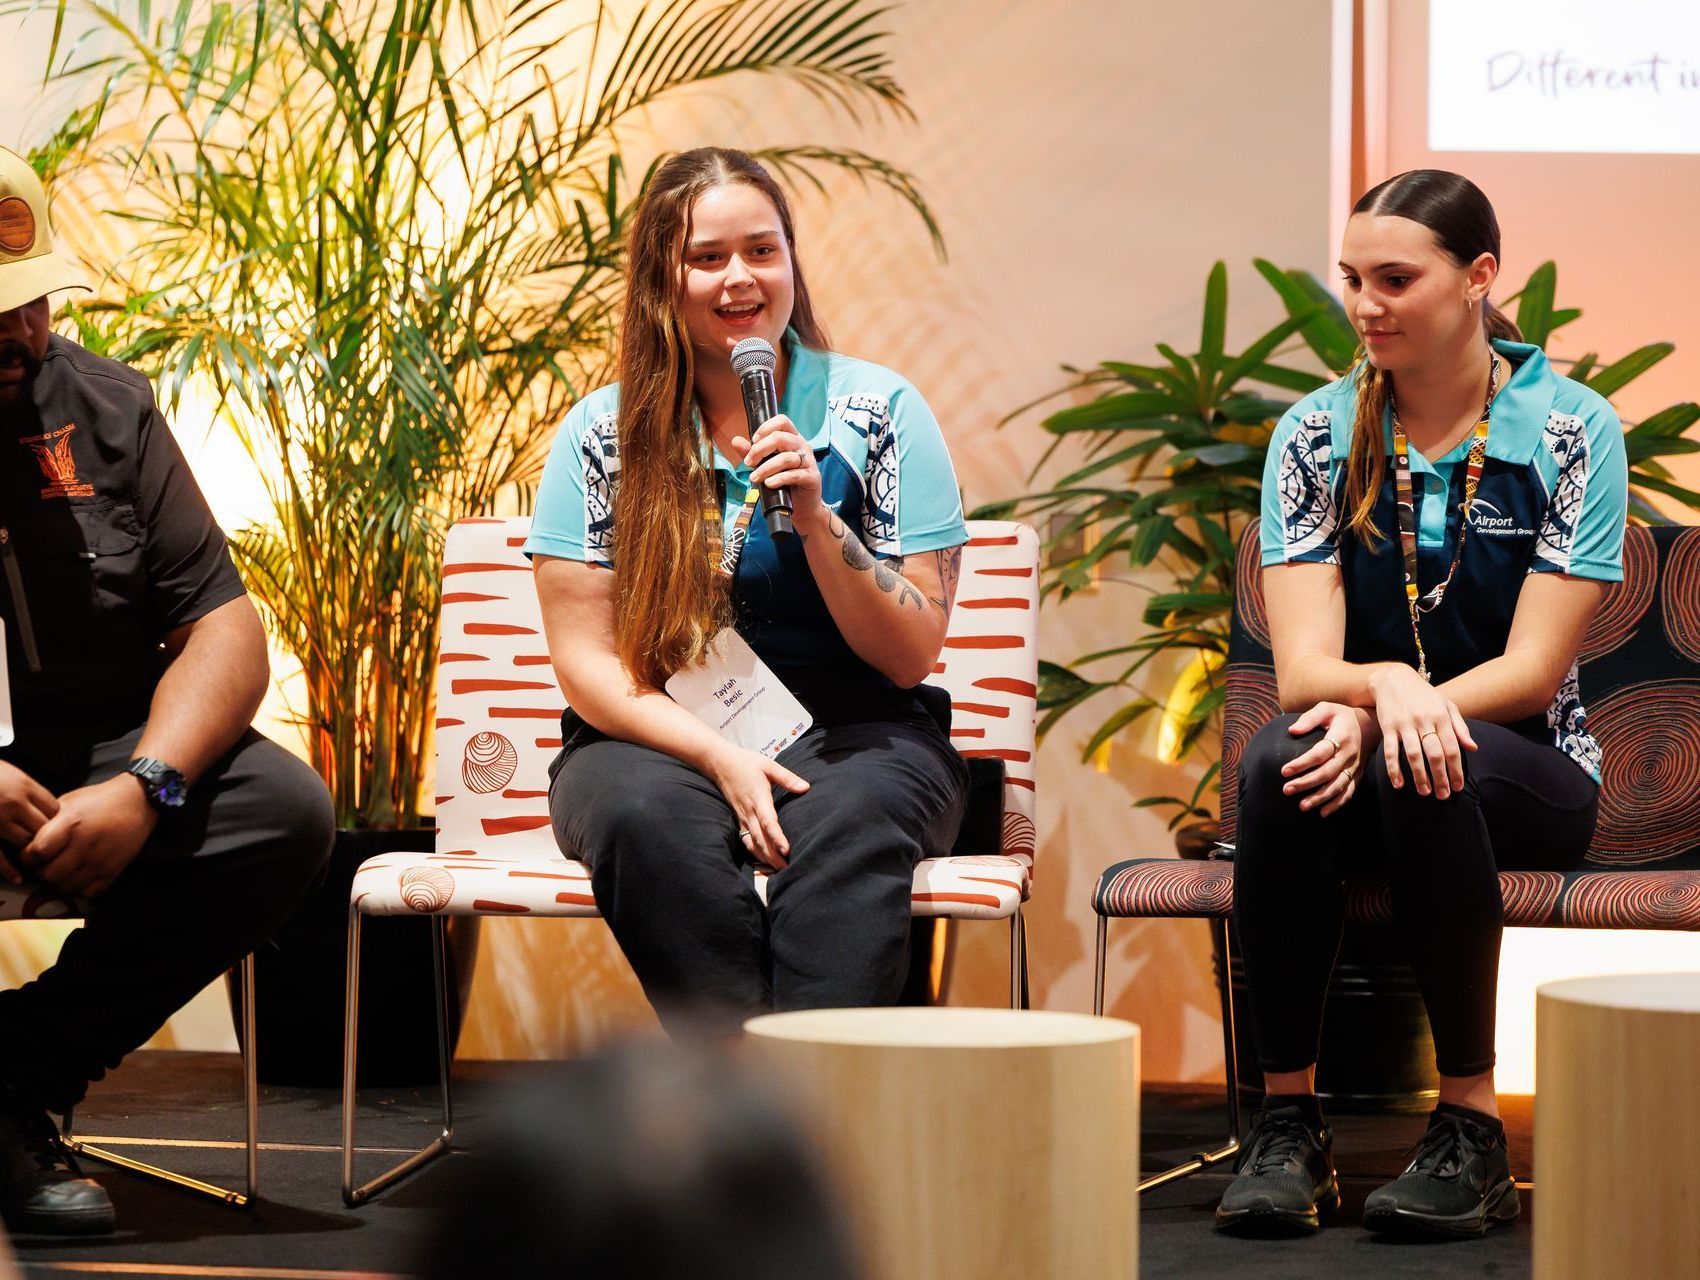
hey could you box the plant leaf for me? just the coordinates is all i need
[1080,699,1157,762]
[1586,343,1674,397]
[1511,260,1557,349]
[1253,258,1358,372]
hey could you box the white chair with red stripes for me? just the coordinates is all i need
[339,517,1039,1205]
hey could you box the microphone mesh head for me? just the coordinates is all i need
[729,336,777,378]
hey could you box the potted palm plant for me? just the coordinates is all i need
[22,0,939,1080]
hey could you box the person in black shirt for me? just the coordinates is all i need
[0,147,333,1235]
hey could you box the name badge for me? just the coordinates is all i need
[664,628,810,759]
[0,618,11,747]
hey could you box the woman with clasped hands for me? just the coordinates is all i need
[526,148,969,1033]
[1216,171,1626,1240]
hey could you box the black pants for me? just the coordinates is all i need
[549,701,968,1033]
[1233,714,1598,1078]
[0,724,334,1113]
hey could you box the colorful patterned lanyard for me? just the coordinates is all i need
[1391,356,1499,682]
[705,469,762,580]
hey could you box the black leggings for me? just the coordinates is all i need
[1233,714,1598,1078]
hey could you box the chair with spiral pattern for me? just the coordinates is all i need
[1093,523,1700,1193]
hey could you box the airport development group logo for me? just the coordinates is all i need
[20,423,95,499]
[1469,498,1534,538]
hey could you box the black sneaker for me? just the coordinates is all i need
[1215,1101,1340,1235]
[0,1091,115,1236]
[1362,1103,1521,1238]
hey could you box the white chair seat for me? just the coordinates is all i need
[352,850,598,919]
[350,849,1033,920]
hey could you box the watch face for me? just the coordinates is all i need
[131,760,188,809]
[155,773,189,808]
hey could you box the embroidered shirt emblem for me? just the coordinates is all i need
[20,424,95,499]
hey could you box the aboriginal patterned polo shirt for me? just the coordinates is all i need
[525,333,968,708]
[1259,339,1628,781]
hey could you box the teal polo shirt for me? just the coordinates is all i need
[525,335,967,701]
[1258,340,1629,781]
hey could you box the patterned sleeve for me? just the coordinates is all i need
[1259,407,1341,567]
[523,398,620,566]
[1529,402,1627,582]
[861,378,967,559]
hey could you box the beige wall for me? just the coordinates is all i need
[0,0,1336,1081]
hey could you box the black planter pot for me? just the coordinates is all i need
[231,828,481,1088]
[1213,919,1438,1113]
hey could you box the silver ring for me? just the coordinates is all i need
[737,829,750,839]
[1342,766,1354,782]
[1323,736,1341,753]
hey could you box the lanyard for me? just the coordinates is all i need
[706,470,762,580]
[1390,356,1499,683]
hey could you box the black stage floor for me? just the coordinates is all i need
[6,1051,1534,1279]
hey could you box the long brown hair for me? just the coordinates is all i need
[612,148,829,688]
[1343,170,1523,546]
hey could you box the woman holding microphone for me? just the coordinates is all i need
[1219,170,1626,1238]
[527,148,969,1032]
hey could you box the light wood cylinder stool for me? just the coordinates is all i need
[1535,971,1700,1280]
[745,1008,1139,1280]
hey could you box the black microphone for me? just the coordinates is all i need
[730,336,793,538]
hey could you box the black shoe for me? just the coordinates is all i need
[0,1092,115,1236]
[1362,1103,1521,1238]
[1215,1101,1340,1235]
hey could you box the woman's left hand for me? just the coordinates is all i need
[739,414,826,533]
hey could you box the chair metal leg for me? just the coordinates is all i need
[342,909,455,1207]
[241,952,258,1200]
[1136,915,1242,1193]
[1006,907,1029,1009]
[1093,913,1108,1016]
[62,954,259,1208]
[1017,908,1030,1010]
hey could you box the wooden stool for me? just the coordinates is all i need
[1535,972,1700,1280]
[745,1008,1139,1280]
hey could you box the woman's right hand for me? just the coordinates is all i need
[1367,664,1477,799]
[1281,702,1372,818]
[703,744,811,870]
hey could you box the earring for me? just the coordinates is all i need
[1467,295,1475,312]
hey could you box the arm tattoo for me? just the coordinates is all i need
[927,544,963,617]
[828,514,923,610]
[889,559,924,610]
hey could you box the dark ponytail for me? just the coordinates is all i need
[1482,297,1522,344]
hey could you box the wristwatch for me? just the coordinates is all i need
[125,757,189,812]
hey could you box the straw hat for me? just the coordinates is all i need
[0,145,88,313]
